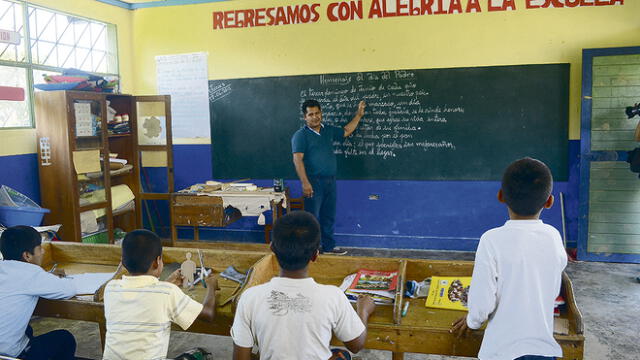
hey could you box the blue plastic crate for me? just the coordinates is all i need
[0,206,50,227]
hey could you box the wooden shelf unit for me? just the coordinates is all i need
[35,91,173,243]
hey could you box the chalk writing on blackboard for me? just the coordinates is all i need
[209,82,232,102]
[299,72,461,160]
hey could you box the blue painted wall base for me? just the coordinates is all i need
[169,141,580,251]
[0,141,580,253]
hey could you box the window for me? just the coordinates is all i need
[0,0,118,128]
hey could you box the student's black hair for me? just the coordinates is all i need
[301,99,321,115]
[0,225,42,261]
[121,229,162,274]
[271,211,321,271]
[501,157,553,216]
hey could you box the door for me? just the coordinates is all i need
[579,47,640,263]
[132,95,174,239]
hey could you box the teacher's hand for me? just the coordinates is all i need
[302,182,314,198]
[357,100,366,117]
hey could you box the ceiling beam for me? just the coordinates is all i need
[94,0,132,10]
[94,0,228,10]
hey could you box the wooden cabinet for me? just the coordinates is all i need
[35,91,173,243]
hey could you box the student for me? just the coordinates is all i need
[102,229,217,360]
[450,158,568,360]
[0,225,78,360]
[231,211,375,360]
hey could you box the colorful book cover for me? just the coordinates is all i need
[349,269,398,291]
[425,276,472,311]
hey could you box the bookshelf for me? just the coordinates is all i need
[35,91,173,243]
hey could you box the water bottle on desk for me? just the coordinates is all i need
[273,178,283,192]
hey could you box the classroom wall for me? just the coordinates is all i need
[128,0,639,250]
[0,0,133,203]
[3,0,638,250]
[125,0,640,250]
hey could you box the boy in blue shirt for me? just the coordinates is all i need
[451,158,567,360]
[0,226,78,359]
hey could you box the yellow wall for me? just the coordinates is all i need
[131,0,640,141]
[0,0,133,157]
[3,0,638,157]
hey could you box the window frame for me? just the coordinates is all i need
[0,0,119,129]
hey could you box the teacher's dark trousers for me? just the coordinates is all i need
[304,176,337,252]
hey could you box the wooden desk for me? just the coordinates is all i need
[240,253,585,360]
[32,242,584,359]
[33,242,266,348]
[170,187,286,245]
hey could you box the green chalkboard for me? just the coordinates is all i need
[209,64,569,181]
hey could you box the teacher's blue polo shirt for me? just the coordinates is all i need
[291,124,344,177]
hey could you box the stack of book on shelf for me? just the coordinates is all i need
[108,120,130,135]
[86,154,132,179]
[339,269,398,305]
[106,153,127,169]
[425,276,471,311]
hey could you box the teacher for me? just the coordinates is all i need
[291,99,366,255]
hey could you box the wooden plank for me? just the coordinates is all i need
[612,86,640,97]
[173,241,269,252]
[591,118,638,131]
[591,87,612,97]
[590,212,640,224]
[591,161,635,169]
[561,273,583,335]
[589,180,640,191]
[591,140,638,151]
[587,243,640,254]
[590,169,640,180]
[592,108,625,118]
[593,64,640,76]
[590,191,640,203]
[592,86,640,97]
[591,130,637,141]
[589,222,640,235]
[610,75,640,86]
[591,141,639,151]
[593,54,640,66]
[393,260,407,325]
[589,201,640,213]
[591,98,611,109]
[593,75,640,87]
[593,97,639,109]
[588,233,640,245]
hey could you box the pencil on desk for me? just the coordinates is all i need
[48,263,57,273]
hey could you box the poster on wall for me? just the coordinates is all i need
[155,52,211,140]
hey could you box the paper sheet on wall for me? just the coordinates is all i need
[72,150,101,174]
[156,52,211,140]
[74,102,93,137]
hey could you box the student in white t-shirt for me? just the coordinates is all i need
[231,211,375,360]
[450,158,568,360]
[102,229,218,360]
